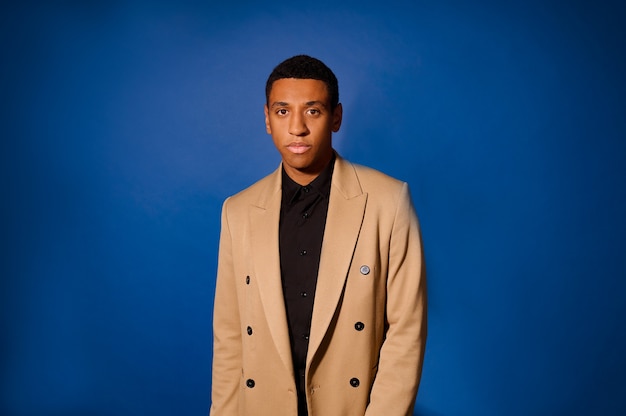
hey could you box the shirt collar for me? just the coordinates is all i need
[282,153,335,203]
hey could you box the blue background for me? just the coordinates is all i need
[2,1,625,415]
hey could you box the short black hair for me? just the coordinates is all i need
[265,55,339,110]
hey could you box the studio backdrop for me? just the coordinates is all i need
[2,1,625,415]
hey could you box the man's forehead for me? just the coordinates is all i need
[269,78,330,103]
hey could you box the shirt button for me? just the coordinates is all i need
[246,379,255,388]
[300,291,307,298]
[302,186,310,193]
[360,265,370,275]
[302,212,309,219]
[300,250,307,256]
[355,322,365,331]
[247,326,253,335]
[302,334,309,340]
[350,378,360,387]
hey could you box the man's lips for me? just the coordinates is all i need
[286,142,311,154]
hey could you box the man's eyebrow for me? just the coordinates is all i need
[270,101,289,108]
[306,100,328,108]
[270,100,328,109]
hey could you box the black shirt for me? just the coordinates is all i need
[279,156,334,416]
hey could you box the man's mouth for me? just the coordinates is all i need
[287,143,311,154]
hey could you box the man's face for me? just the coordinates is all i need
[264,78,342,184]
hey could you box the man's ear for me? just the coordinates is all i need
[264,105,271,134]
[332,103,343,132]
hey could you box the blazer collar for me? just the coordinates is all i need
[308,154,367,365]
[252,152,363,207]
[249,153,368,372]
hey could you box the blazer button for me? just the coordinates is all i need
[246,379,255,388]
[354,322,365,331]
[350,377,360,387]
[247,326,253,335]
[359,265,370,275]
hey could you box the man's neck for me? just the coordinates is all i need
[283,153,334,186]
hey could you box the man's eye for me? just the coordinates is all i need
[307,109,320,115]
[276,109,288,115]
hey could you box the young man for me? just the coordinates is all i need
[210,55,427,416]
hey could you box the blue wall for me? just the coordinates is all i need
[2,1,625,415]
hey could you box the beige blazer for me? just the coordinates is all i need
[211,154,427,416]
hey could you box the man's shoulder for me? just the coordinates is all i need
[343,159,416,214]
[348,160,406,192]
[224,168,279,207]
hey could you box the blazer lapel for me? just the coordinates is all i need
[307,156,367,365]
[249,167,294,377]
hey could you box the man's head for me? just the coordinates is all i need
[264,55,343,185]
[265,55,339,111]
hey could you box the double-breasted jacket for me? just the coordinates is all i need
[210,154,427,416]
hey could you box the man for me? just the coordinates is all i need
[210,55,427,416]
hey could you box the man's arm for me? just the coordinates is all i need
[210,198,242,415]
[365,183,428,416]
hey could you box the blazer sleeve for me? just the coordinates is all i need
[210,197,242,415]
[365,182,428,416]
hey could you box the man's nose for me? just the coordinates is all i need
[288,113,309,136]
